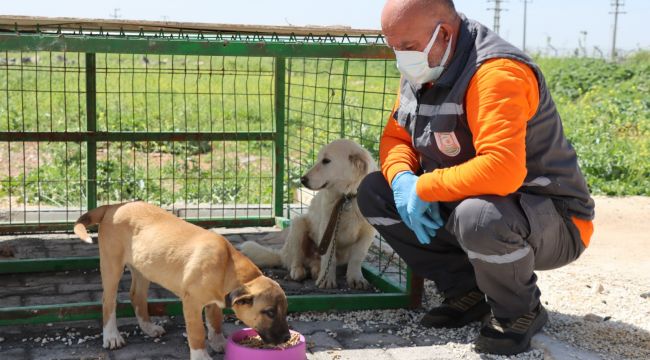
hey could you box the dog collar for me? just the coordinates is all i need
[224,292,233,308]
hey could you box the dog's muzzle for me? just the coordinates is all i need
[258,325,291,345]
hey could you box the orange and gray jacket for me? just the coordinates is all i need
[380,15,595,246]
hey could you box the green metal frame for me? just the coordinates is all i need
[0,33,392,59]
[0,28,422,325]
[0,265,414,326]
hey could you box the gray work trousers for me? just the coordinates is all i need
[357,172,585,319]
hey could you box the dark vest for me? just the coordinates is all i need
[395,15,595,220]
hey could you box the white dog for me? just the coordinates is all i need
[241,139,377,289]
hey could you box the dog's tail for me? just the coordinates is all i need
[240,241,283,267]
[73,205,110,243]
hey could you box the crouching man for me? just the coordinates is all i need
[357,0,594,355]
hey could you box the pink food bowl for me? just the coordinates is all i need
[225,328,306,360]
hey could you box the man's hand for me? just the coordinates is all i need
[426,202,444,237]
[392,171,444,244]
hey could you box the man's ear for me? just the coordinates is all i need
[225,286,254,308]
[349,153,369,175]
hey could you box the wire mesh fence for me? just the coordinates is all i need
[1,51,278,225]
[1,51,87,223]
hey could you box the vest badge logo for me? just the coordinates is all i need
[434,132,461,157]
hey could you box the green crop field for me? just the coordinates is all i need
[0,51,648,209]
[537,52,650,195]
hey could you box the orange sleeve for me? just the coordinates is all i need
[379,93,420,186]
[415,58,539,202]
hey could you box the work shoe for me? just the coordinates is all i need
[420,288,491,328]
[474,304,548,355]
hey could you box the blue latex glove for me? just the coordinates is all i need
[392,171,443,244]
[392,171,418,229]
[425,202,445,238]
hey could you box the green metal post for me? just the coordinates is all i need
[85,53,97,211]
[340,59,349,138]
[274,57,286,218]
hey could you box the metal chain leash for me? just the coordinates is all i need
[315,196,351,287]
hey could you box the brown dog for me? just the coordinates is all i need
[73,201,290,360]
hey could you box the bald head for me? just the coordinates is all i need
[382,0,456,34]
[382,0,460,68]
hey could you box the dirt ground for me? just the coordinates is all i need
[570,196,650,282]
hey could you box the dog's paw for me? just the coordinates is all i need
[347,274,370,290]
[208,331,227,353]
[190,348,213,360]
[309,263,321,279]
[289,265,307,281]
[140,321,165,338]
[102,331,126,350]
[316,274,338,289]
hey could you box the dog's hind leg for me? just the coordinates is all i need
[100,257,126,349]
[205,304,226,353]
[285,215,311,281]
[128,266,165,337]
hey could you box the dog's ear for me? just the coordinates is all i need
[349,152,369,175]
[225,286,254,308]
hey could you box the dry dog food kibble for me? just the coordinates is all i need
[237,333,301,349]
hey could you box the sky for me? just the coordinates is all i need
[3,1,649,56]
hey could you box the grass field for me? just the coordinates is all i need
[0,50,648,211]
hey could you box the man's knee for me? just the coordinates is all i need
[451,195,526,254]
[357,171,389,217]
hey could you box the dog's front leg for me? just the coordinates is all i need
[344,231,374,290]
[205,304,226,353]
[315,242,337,289]
[183,297,212,360]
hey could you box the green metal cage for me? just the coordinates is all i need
[0,16,423,326]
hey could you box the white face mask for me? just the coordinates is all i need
[394,24,453,85]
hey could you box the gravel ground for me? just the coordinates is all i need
[1,196,649,359]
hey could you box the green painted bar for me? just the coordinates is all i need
[0,299,183,326]
[0,131,275,142]
[274,57,286,218]
[0,257,99,274]
[0,293,409,326]
[0,217,276,235]
[85,53,98,212]
[362,264,405,293]
[0,34,395,59]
